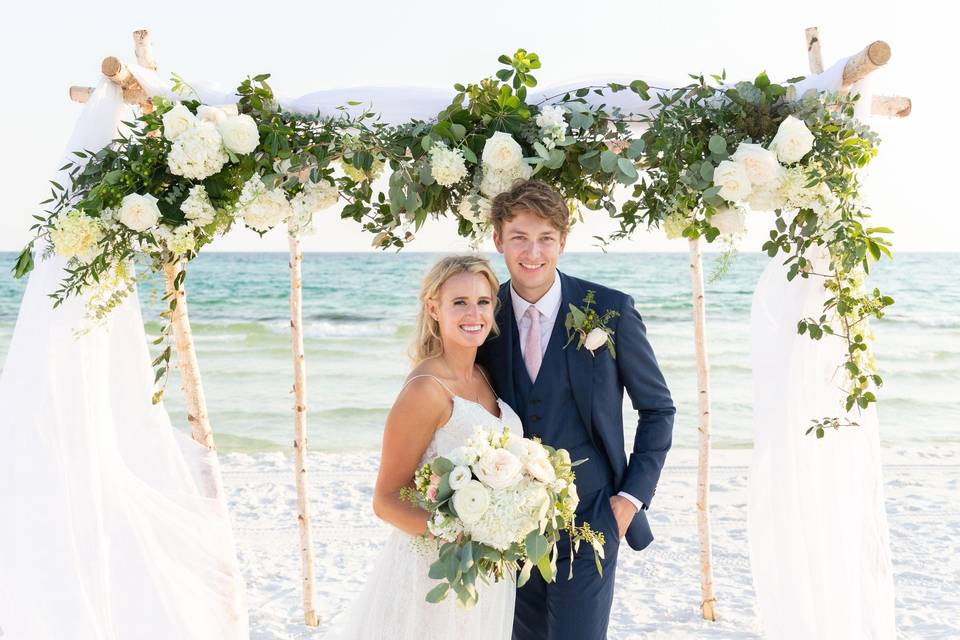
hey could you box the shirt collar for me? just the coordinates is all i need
[510,271,562,323]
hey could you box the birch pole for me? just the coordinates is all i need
[287,231,319,627]
[688,237,717,622]
[163,261,217,451]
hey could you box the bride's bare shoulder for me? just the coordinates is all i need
[393,361,453,416]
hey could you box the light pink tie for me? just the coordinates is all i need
[523,305,542,382]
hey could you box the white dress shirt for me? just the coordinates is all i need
[510,272,644,516]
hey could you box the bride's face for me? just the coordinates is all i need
[427,272,495,350]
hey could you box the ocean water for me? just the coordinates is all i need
[1,252,957,453]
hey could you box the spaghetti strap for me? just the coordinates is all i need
[475,366,498,400]
[401,374,456,398]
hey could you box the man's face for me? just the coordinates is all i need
[493,208,566,302]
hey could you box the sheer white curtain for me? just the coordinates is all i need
[0,80,248,639]
[748,61,896,639]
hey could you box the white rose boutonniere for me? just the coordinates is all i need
[564,290,619,358]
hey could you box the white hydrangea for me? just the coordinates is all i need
[165,224,198,256]
[710,206,747,236]
[166,120,229,180]
[289,180,339,236]
[457,194,492,224]
[217,114,260,155]
[535,105,567,148]
[180,185,217,227]
[467,479,548,551]
[49,210,103,261]
[479,162,533,198]
[428,144,469,187]
[162,104,197,141]
[118,193,161,232]
[747,183,788,212]
[239,180,293,232]
[481,131,524,171]
[662,211,689,240]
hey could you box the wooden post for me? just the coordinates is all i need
[805,27,825,74]
[163,261,216,451]
[287,232,319,626]
[688,238,717,621]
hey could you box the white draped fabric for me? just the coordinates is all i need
[0,80,248,639]
[748,64,897,638]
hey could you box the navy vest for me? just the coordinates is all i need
[511,313,612,498]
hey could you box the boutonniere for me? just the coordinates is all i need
[564,290,619,358]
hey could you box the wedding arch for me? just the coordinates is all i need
[15,27,910,626]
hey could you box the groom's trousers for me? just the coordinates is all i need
[512,486,621,640]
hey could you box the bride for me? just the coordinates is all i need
[328,255,519,639]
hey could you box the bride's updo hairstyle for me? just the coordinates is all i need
[411,255,500,363]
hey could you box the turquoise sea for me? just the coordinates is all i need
[1,252,957,452]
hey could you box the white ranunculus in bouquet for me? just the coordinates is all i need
[404,426,605,609]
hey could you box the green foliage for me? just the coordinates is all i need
[13,52,893,425]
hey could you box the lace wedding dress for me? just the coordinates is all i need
[326,377,520,640]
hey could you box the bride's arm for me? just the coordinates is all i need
[371,377,451,536]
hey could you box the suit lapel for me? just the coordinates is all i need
[560,272,594,432]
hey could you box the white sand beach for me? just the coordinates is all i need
[225,445,960,639]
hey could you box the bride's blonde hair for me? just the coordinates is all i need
[411,255,500,363]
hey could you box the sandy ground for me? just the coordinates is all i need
[222,446,960,639]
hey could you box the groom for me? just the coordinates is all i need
[477,180,675,640]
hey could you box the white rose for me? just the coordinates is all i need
[481,131,523,171]
[196,105,228,125]
[218,114,260,155]
[710,206,746,236]
[525,456,557,484]
[507,436,548,467]
[474,448,523,490]
[584,327,608,352]
[731,143,784,188]
[769,115,815,164]
[457,194,492,224]
[118,193,161,232]
[451,480,490,524]
[162,104,197,141]
[217,104,239,117]
[448,466,472,491]
[712,160,752,202]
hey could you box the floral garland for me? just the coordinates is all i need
[612,72,892,425]
[13,53,892,427]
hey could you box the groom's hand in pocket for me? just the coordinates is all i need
[609,495,639,539]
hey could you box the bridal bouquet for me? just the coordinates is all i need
[404,426,605,609]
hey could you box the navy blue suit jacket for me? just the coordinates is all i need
[478,271,675,551]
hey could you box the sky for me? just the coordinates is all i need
[0,0,951,254]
